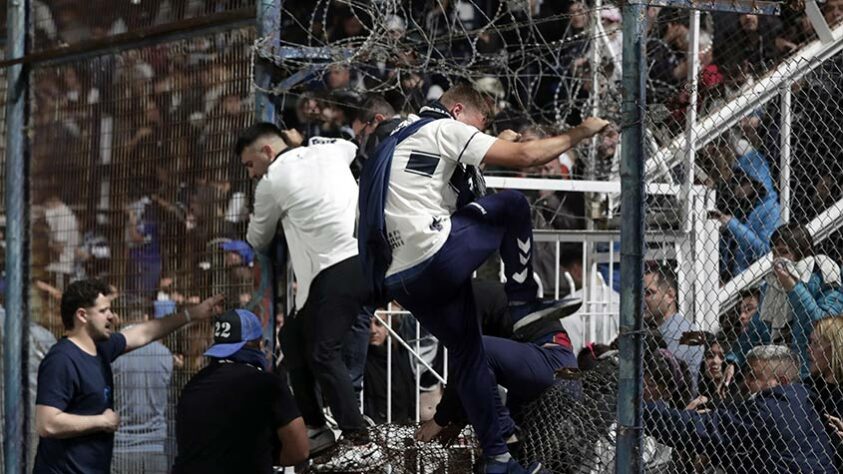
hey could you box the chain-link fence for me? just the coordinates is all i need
[639,6,843,473]
[0,3,270,473]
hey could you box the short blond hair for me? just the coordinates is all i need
[439,84,492,118]
[813,316,843,383]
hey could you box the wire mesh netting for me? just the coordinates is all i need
[24,26,263,474]
[0,56,7,473]
[640,7,843,474]
[517,358,620,473]
[306,423,480,473]
[22,0,256,52]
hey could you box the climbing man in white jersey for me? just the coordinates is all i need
[358,83,609,473]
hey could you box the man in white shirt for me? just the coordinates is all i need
[237,123,373,459]
[557,245,620,357]
[361,84,608,473]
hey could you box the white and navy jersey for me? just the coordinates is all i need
[246,138,359,310]
[384,115,497,277]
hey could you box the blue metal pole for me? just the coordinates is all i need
[255,0,281,363]
[615,2,647,473]
[4,0,30,471]
[256,0,280,124]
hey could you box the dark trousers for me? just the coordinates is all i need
[487,337,576,434]
[437,336,576,438]
[281,256,369,433]
[342,309,372,396]
[388,190,538,456]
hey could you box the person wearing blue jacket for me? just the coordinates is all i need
[726,223,843,381]
[646,345,836,473]
[717,147,781,278]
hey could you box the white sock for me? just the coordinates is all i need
[491,453,512,463]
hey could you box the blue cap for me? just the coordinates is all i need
[220,240,254,266]
[204,309,263,358]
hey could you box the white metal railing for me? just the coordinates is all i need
[647,24,843,185]
[605,21,843,227]
[371,309,444,425]
[358,217,719,425]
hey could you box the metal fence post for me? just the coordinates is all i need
[256,0,281,362]
[256,0,280,123]
[616,2,647,473]
[4,0,30,472]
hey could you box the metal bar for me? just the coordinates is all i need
[644,23,843,183]
[4,0,29,471]
[616,2,647,472]
[0,8,255,69]
[373,313,447,385]
[609,242,616,321]
[779,84,792,225]
[256,0,281,363]
[586,0,603,232]
[276,64,327,92]
[626,0,780,15]
[256,0,280,123]
[415,320,421,423]
[805,0,835,44]
[443,348,448,383]
[387,312,393,424]
[532,228,684,243]
[682,11,700,234]
[555,241,561,300]
[485,176,708,195]
[587,0,605,180]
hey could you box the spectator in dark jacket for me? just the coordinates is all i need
[646,345,835,473]
[363,313,415,424]
[350,94,401,178]
[647,9,689,104]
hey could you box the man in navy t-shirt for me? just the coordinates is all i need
[33,279,223,474]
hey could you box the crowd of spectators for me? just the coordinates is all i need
[2,0,843,472]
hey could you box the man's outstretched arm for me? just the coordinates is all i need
[121,294,224,352]
[483,117,609,169]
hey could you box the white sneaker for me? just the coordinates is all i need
[307,426,337,457]
[310,441,385,472]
